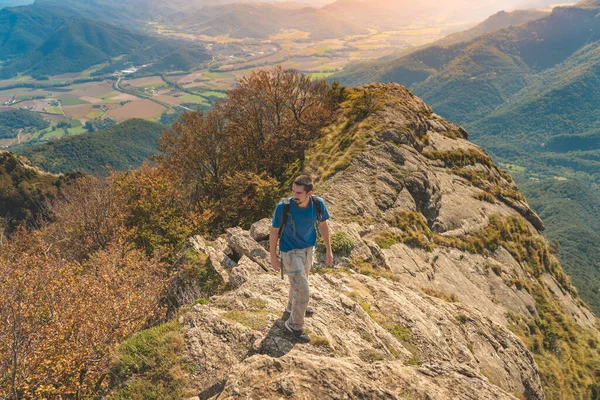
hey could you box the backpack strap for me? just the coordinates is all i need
[279,197,295,239]
[277,197,292,280]
[312,195,323,237]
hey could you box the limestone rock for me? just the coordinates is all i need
[227,227,271,271]
[229,256,265,289]
[250,218,272,242]
[174,84,598,400]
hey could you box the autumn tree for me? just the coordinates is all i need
[224,66,335,176]
[155,67,339,233]
[0,229,166,398]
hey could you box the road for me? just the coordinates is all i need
[114,76,193,112]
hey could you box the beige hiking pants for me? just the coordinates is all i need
[281,247,314,331]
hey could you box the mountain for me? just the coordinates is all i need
[16,119,165,174]
[331,1,600,315]
[521,178,600,313]
[434,9,550,46]
[0,0,32,9]
[170,3,368,39]
[107,83,600,400]
[0,151,65,233]
[0,4,71,60]
[332,8,551,88]
[0,12,210,78]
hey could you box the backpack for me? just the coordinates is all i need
[277,195,323,279]
[279,195,323,240]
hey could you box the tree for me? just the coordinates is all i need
[154,67,339,234]
[224,66,335,176]
[0,229,166,398]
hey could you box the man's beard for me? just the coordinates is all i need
[293,198,301,204]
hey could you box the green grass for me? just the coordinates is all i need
[69,118,82,127]
[141,82,168,90]
[222,310,270,331]
[180,94,210,105]
[66,126,87,136]
[85,111,105,119]
[200,90,227,99]
[45,106,63,115]
[106,320,196,399]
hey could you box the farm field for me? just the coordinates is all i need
[106,99,166,122]
[0,23,460,149]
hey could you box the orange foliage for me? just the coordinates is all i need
[0,230,166,398]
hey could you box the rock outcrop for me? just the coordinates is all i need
[178,83,599,400]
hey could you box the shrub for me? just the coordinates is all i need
[330,231,355,256]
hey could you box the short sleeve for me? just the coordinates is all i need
[318,198,330,222]
[272,202,284,228]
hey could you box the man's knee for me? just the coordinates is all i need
[291,275,309,299]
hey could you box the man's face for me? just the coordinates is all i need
[292,184,312,205]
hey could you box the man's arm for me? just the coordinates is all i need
[269,226,281,271]
[319,221,333,266]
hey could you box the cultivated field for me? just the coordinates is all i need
[0,22,463,148]
[106,99,166,122]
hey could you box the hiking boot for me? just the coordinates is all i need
[285,306,314,316]
[284,319,310,343]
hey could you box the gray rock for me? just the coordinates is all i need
[250,218,272,242]
[229,256,265,289]
[227,228,271,271]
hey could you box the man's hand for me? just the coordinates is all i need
[326,250,333,266]
[271,257,281,272]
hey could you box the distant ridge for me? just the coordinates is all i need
[0,7,210,78]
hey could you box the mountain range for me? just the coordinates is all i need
[0,2,210,78]
[332,0,600,314]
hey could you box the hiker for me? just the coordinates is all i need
[270,175,333,342]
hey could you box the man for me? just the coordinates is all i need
[270,175,333,342]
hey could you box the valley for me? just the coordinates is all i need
[0,10,468,149]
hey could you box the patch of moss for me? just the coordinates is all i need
[349,258,396,280]
[107,321,195,399]
[318,231,356,256]
[384,324,412,343]
[222,310,270,331]
[407,355,420,366]
[376,211,435,251]
[360,349,386,362]
[375,231,401,249]
[247,298,267,311]
[423,149,494,169]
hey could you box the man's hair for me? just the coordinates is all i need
[293,175,313,193]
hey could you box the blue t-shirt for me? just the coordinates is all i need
[272,196,330,252]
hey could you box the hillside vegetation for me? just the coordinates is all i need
[17,119,165,174]
[332,1,600,315]
[0,109,49,139]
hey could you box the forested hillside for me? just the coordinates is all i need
[17,119,165,174]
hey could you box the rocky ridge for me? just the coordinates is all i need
[177,84,599,400]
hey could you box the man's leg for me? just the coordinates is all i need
[286,248,314,314]
[286,250,310,331]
